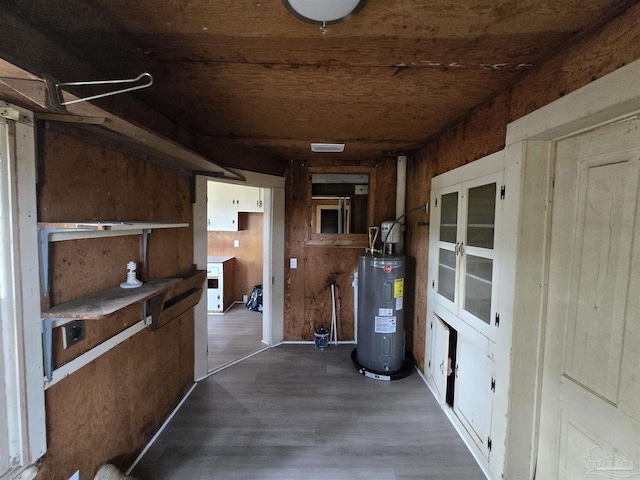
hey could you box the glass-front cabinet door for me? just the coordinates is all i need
[436,185,462,312]
[433,172,502,335]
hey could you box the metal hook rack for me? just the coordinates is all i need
[42,72,153,112]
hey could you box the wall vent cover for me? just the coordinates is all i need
[311,143,345,153]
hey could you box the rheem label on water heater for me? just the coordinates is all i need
[375,316,397,333]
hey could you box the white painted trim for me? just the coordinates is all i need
[262,187,274,345]
[431,150,504,190]
[0,465,38,480]
[265,186,285,345]
[125,382,198,476]
[0,103,46,475]
[15,111,46,463]
[193,175,209,381]
[507,58,640,144]
[502,58,640,479]
[44,317,151,389]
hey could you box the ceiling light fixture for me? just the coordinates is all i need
[283,0,366,26]
[311,143,345,153]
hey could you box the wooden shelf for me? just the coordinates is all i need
[37,220,201,383]
[149,270,207,330]
[42,278,181,320]
[38,221,189,242]
[41,270,206,381]
[38,221,189,231]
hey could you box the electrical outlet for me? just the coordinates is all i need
[290,258,297,269]
[233,239,240,248]
[63,320,86,349]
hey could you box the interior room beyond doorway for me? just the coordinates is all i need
[207,181,266,371]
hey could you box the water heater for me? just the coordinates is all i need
[352,254,414,380]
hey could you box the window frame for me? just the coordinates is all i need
[306,166,375,247]
[0,105,46,480]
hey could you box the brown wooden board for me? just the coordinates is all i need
[43,278,180,319]
[36,128,196,480]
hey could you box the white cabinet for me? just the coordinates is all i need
[207,263,222,311]
[207,257,235,312]
[235,185,263,213]
[426,151,506,472]
[453,332,495,460]
[432,171,503,338]
[207,182,263,231]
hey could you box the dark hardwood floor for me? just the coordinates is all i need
[208,303,265,371]
[132,345,485,479]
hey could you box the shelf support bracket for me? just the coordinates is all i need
[42,317,72,382]
[38,227,86,299]
[141,228,149,280]
[38,228,53,299]
[42,318,53,382]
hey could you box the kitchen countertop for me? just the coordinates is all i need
[207,256,235,263]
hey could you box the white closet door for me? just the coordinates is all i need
[454,332,494,460]
[430,315,450,404]
[538,119,640,478]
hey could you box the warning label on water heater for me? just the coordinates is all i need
[375,316,397,334]
[394,278,404,298]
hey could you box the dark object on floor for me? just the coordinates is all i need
[351,347,415,381]
[246,284,263,312]
[94,464,138,480]
[314,327,329,349]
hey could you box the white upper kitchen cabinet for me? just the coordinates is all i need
[207,182,263,231]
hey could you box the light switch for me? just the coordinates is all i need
[234,240,239,248]
[290,258,297,269]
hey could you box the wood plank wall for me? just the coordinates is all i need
[36,124,195,480]
[207,212,264,301]
[405,2,640,370]
[284,157,396,341]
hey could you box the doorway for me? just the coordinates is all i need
[193,173,285,380]
[207,180,270,372]
[193,174,285,381]
[206,183,266,370]
[536,118,640,478]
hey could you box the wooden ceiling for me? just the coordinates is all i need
[3,0,635,165]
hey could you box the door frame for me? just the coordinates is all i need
[502,58,640,479]
[0,103,46,478]
[193,170,285,381]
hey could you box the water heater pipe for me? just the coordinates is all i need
[395,155,407,253]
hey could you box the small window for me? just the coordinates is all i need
[308,169,375,247]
